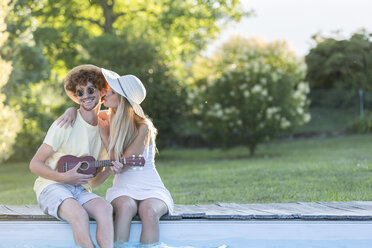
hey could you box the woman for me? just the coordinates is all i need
[58,69,174,244]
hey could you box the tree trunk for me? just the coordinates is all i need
[249,144,255,157]
[100,0,114,33]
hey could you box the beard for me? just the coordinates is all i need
[80,97,100,111]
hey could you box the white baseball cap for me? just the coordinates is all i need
[101,68,146,118]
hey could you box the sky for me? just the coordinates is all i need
[208,0,372,57]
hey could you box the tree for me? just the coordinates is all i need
[28,0,248,73]
[306,30,372,91]
[190,36,310,155]
[0,0,21,163]
[1,0,64,160]
[3,0,249,156]
[83,34,188,147]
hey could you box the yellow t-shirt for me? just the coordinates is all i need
[33,111,108,199]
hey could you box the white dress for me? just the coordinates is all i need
[106,145,174,214]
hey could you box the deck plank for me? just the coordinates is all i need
[2,202,372,221]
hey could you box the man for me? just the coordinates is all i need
[30,64,113,248]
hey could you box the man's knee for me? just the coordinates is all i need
[84,198,113,221]
[97,201,113,220]
[59,199,89,223]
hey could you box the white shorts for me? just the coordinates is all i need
[38,183,100,220]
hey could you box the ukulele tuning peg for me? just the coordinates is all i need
[132,154,135,158]
[139,154,142,157]
[132,167,137,171]
[139,167,143,171]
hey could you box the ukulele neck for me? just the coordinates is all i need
[94,158,126,168]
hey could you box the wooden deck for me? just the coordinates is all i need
[2,201,372,221]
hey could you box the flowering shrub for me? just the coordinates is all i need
[0,96,21,162]
[189,36,310,155]
[0,1,21,162]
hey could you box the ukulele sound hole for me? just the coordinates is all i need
[80,162,89,170]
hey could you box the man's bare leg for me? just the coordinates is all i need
[84,198,114,248]
[58,198,95,248]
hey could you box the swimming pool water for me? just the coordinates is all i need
[2,239,372,248]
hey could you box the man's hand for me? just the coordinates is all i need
[61,162,94,185]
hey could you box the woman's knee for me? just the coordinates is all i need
[139,205,160,223]
[112,196,138,216]
[138,199,167,222]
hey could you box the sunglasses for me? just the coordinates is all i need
[76,86,96,97]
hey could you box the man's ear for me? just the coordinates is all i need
[99,88,107,103]
[99,88,107,97]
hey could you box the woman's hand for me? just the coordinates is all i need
[98,117,110,145]
[108,161,130,175]
[57,107,77,128]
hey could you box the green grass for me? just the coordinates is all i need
[2,134,372,205]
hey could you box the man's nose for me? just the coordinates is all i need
[82,89,91,97]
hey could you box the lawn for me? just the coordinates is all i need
[1,133,372,205]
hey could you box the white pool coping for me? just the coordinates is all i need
[1,220,372,242]
[2,203,372,247]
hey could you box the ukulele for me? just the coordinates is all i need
[57,155,145,176]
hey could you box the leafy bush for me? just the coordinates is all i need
[2,43,59,161]
[306,31,372,91]
[347,112,372,134]
[190,36,310,155]
[8,81,68,160]
[309,88,358,109]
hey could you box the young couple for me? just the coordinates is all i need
[29,64,174,248]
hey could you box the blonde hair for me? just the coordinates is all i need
[108,95,157,160]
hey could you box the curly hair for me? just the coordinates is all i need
[65,67,108,94]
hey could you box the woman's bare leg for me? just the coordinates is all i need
[138,198,168,244]
[111,196,138,242]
